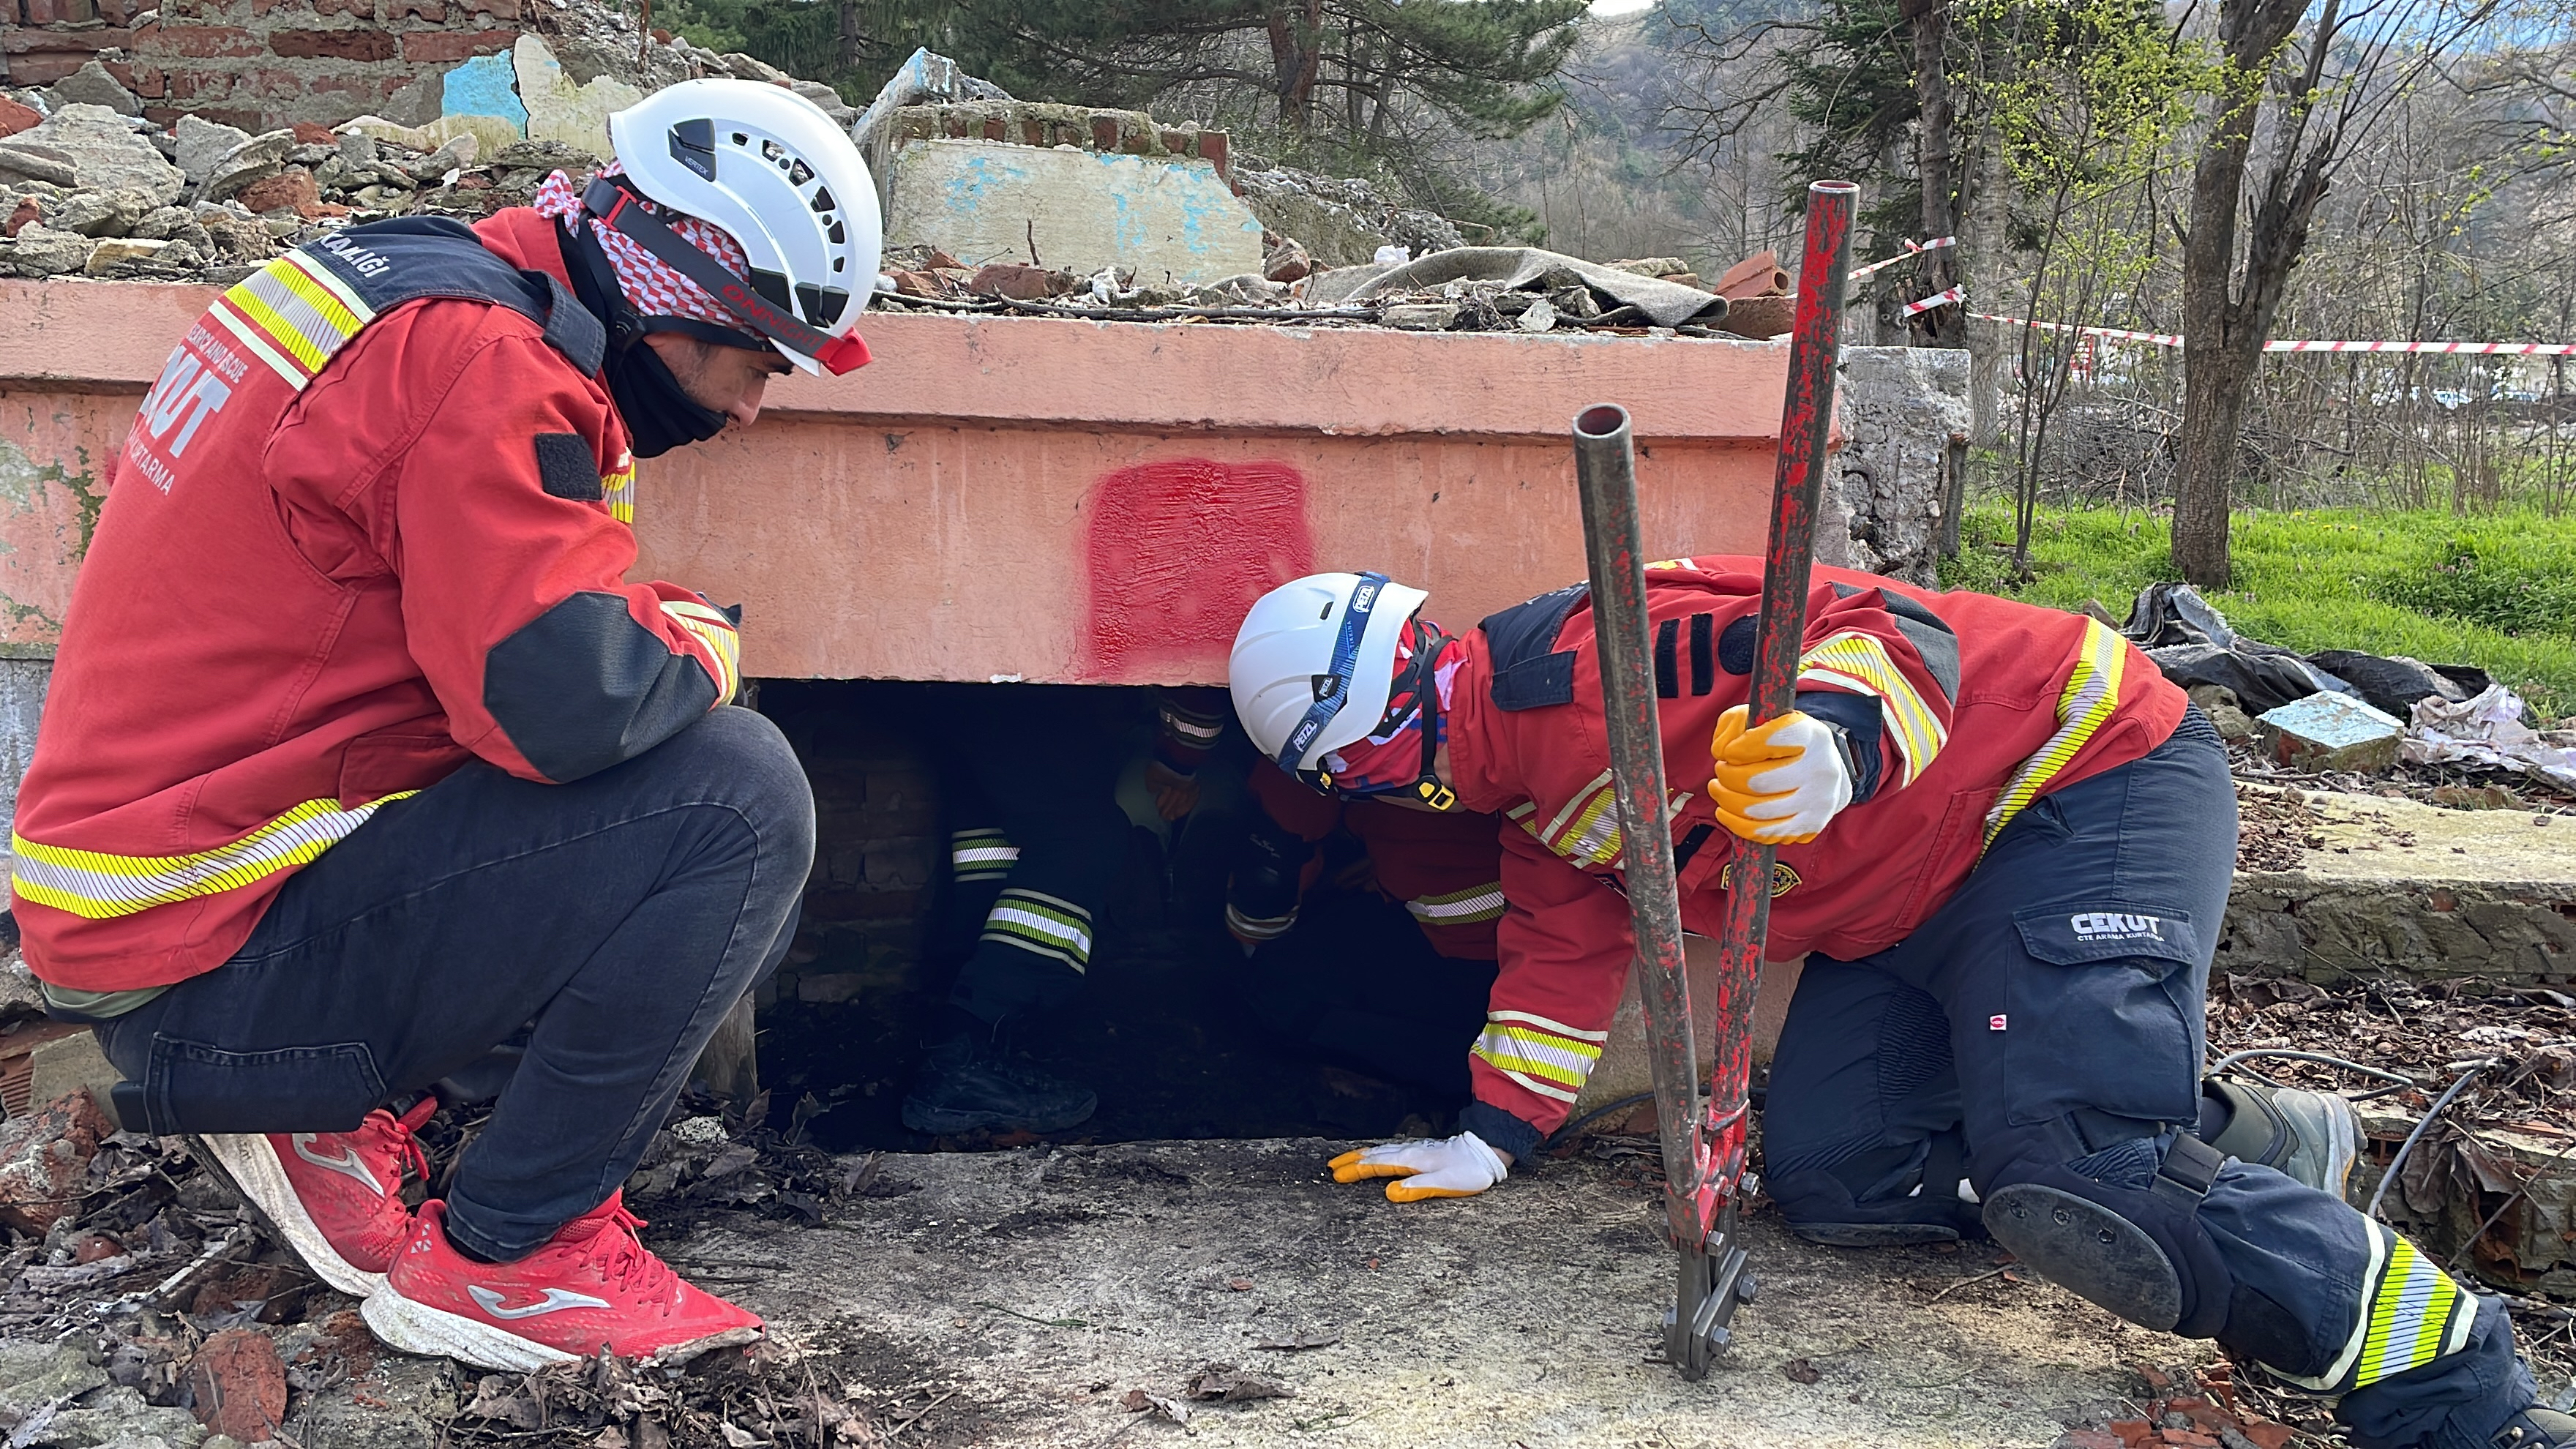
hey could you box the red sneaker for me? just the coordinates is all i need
[360,1194,763,1371]
[193,1098,435,1297]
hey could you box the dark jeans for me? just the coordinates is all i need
[97,707,814,1260]
[1762,718,2531,1448]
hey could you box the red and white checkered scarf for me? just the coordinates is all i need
[532,164,752,333]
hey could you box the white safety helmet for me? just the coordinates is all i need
[604,78,881,375]
[1231,572,1429,777]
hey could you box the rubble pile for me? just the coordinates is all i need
[1230,157,1466,269]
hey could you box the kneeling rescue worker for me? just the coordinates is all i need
[10,80,875,1370]
[1230,561,2567,1449]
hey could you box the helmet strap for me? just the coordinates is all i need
[580,175,872,376]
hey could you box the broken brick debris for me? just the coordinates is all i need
[0,1088,112,1235]
[187,1327,288,1442]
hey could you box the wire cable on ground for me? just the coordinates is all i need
[2365,1057,2499,1221]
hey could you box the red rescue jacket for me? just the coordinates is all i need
[12,209,741,992]
[1240,762,1504,961]
[1446,558,2184,1136]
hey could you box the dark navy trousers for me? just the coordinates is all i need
[1762,718,2532,1449]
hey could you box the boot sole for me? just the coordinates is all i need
[360,1287,580,1372]
[900,1096,1097,1136]
[192,1134,387,1298]
[360,1288,764,1373]
[1789,1223,1963,1248]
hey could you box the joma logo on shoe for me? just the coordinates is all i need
[291,1134,386,1194]
[2069,912,2165,942]
[468,1286,613,1319]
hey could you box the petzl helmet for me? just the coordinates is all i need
[1231,572,1429,777]
[596,78,880,375]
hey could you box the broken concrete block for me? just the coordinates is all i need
[27,1031,121,1126]
[41,1383,209,1448]
[12,105,183,206]
[174,114,252,187]
[2256,692,2405,773]
[50,184,157,237]
[886,139,1265,287]
[1382,302,1460,331]
[441,50,528,141]
[1517,296,1558,333]
[1,222,94,278]
[199,130,293,204]
[0,1087,113,1233]
[0,144,78,190]
[0,1341,108,1423]
[83,235,184,276]
[515,35,639,161]
[47,61,141,119]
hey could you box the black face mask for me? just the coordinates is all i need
[558,217,731,459]
[606,341,728,459]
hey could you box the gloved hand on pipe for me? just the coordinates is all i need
[1709,705,1854,845]
[1329,1131,1509,1202]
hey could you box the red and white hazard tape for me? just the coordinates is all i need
[1970,310,2575,356]
[1851,236,1956,280]
[1903,285,1966,317]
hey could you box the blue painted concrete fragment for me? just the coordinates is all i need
[442,53,528,132]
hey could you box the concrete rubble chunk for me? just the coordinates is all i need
[789,80,857,124]
[0,222,92,280]
[2189,684,2258,740]
[198,131,293,206]
[1262,236,1311,283]
[719,52,795,86]
[0,146,78,190]
[1382,302,1460,331]
[888,138,1265,285]
[0,1341,110,1424]
[32,1384,209,1448]
[515,35,640,162]
[12,107,182,207]
[173,116,253,188]
[50,186,157,239]
[2257,692,2405,773]
[83,236,173,275]
[45,62,141,120]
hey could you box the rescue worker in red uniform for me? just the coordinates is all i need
[1227,756,1501,1101]
[1229,563,2566,1449]
[10,81,876,1371]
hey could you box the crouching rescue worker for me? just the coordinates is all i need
[1229,563,2566,1449]
[10,80,878,1371]
[1226,756,1501,1102]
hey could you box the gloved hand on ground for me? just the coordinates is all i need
[1709,705,1854,845]
[1329,1131,1509,1202]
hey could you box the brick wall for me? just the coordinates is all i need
[766,711,940,1011]
[8,0,532,130]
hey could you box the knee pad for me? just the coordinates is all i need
[1982,1133,2234,1337]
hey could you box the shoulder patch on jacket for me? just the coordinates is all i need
[1480,584,1589,712]
[1719,614,1757,675]
[533,433,604,502]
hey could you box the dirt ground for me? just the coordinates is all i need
[686,1138,2182,1449]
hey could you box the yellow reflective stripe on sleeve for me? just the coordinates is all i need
[10,793,417,920]
[1407,883,1506,924]
[1797,630,1950,786]
[601,452,636,525]
[659,599,740,705]
[1472,1011,1608,1103]
[1982,618,2126,850]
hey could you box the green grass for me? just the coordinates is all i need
[1939,502,2576,720]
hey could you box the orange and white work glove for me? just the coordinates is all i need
[1329,1131,1508,1203]
[1709,705,1854,845]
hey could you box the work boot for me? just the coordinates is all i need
[2201,1076,2360,1199]
[2495,1407,2576,1447]
[900,1025,1097,1136]
[192,1096,437,1297]
[362,1194,761,1371]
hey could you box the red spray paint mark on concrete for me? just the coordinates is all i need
[1082,459,1313,678]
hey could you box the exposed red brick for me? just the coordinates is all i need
[307,0,375,15]
[2060,1434,2122,1449]
[268,27,397,59]
[0,97,40,140]
[981,115,1003,141]
[20,0,98,23]
[397,27,514,61]
[4,198,42,239]
[297,198,351,219]
[146,23,263,58]
[1017,116,1044,147]
[187,1328,287,1443]
[2239,1426,2294,1449]
[1090,115,1119,151]
[463,0,520,19]
[969,262,1060,302]
[2109,1420,2154,1449]
[285,120,334,145]
[0,1090,113,1235]
[1158,127,1186,155]
[236,167,318,213]
[1199,130,1228,184]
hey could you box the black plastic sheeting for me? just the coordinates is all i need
[2118,583,2487,718]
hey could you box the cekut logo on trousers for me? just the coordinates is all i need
[2068,911,2165,943]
